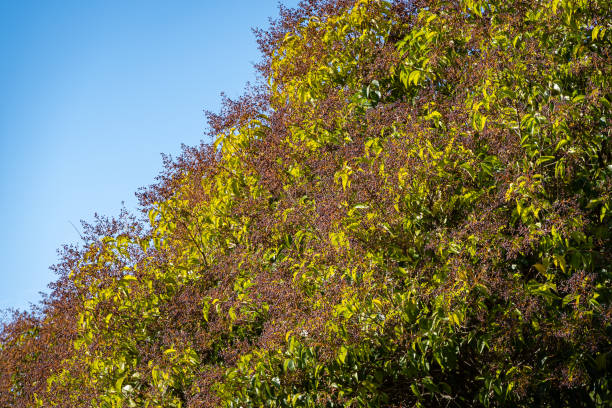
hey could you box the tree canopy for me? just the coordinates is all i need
[1,0,611,406]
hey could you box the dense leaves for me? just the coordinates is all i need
[2,0,611,406]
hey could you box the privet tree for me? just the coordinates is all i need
[1,0,611,406]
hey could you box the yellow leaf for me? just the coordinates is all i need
[409,70,421,85]
[534,263,546,274]
[592,26,601,40]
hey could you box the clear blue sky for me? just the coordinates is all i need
[0,0,298,311]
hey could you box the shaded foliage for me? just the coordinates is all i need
[2,0,611,406]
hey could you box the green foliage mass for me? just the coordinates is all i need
[1,0,611,406]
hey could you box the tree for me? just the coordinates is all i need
[1,0,611,406]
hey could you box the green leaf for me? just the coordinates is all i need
[337,346,348,364]
[283,358,296,372]
[552,0,560,14]
[115,375,126,394]
[228,307,237,322]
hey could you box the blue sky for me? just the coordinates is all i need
[0,0,298,311]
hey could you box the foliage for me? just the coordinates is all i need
[1,0,611,406]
